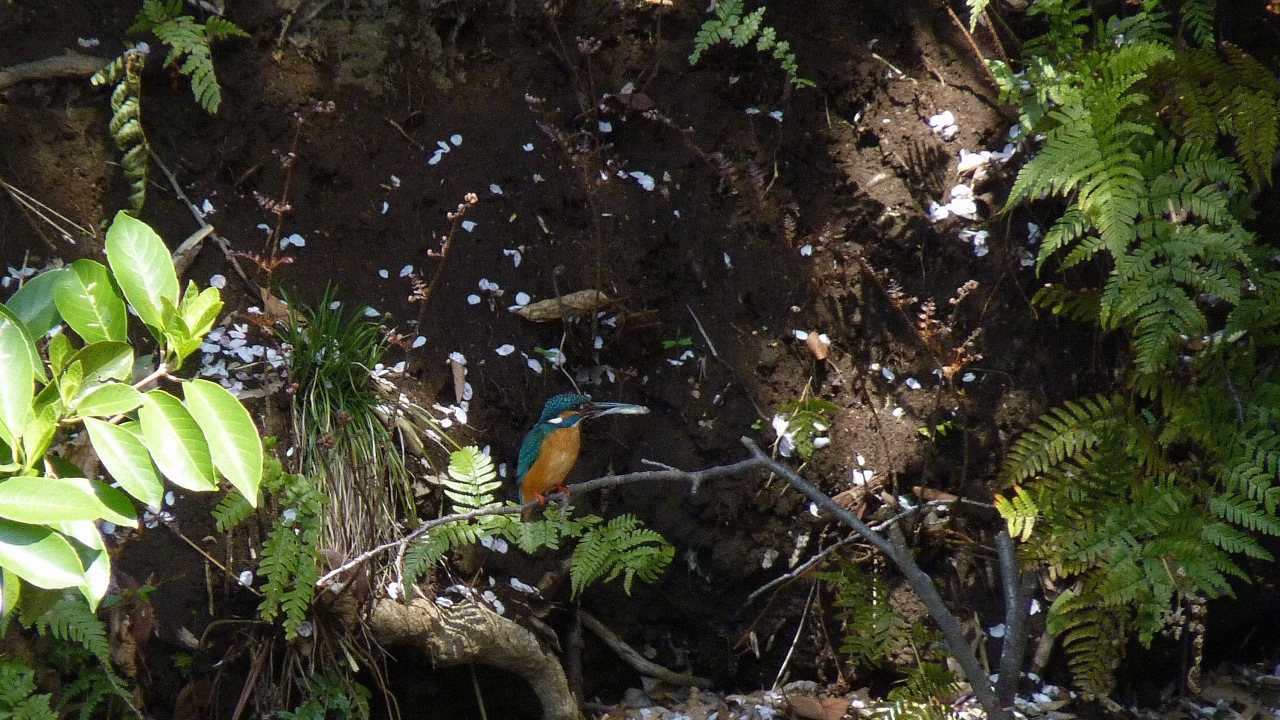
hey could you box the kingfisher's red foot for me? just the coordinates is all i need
[533,493,549,506]
[553,484,572,498]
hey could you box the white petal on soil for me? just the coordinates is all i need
[799,244,813,256]
[905,377,922,390]
[209,274,226,289]
[523,142,534,151]
[881,366,896,381]
[329,301,341,310]
[962,372,977,383]
[363,307,380,318]
[412,336,426,348]
[891,407,906,419]
[598,120,612,132]
[514,291,530,306]
[239,571,254,587]
[768,110,783,121]
[378,268,389,278]
[490,183,503,195]
[450,134,463,146]
[526,357,543,373]
[467,294,482,305]
[462,220,477,232]
[496,344,516,356]
[400,264,414,276]
[381,201,390,214]
[429,151,444,165]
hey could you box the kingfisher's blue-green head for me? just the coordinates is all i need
[537,393,650,427]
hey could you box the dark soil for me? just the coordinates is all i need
[4,1,1280,718]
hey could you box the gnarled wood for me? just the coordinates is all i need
[368,597,581,720]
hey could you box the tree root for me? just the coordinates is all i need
[368,597,581,720]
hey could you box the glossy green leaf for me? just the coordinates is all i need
[0,519,85,590]
[0,315,35,447]
[103,211,178,331]
[6,268,66,338]
[183,379,261,505]
[73,382,144,417]
[48,332,72,373]
[0,476,135,526]
[57,359,84,409]
[139,390,216,492]
[0,304,45,383]
[57,520,111,609]
[69,341,134,384]
[55,259,127,343]
[0,567,18,622]
[20,404,58,471]
[83,417,164,508]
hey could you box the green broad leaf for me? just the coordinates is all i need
[54,259,127,343]
[138,390,216,492]
[103,211,179,331]
[58,359,84,409]
[0,315,35,446]
[1,567,18,622]
[0,304,45,383]
[83,417,164,508]
[57,520,111,609]
[182,379,261,505]
[0,476,135,526]
[20,405,59,471]
[0,519,85,590]
[73,383,144,417]
[179,282,223,339]
[47,332,72,374]
[6,268,66,338]
[68,341,134,383]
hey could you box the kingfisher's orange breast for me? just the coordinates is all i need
[520,424,582,503]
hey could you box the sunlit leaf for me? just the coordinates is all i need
[103,211,178,331]
[73,383,144,417]
[84,417,164,508]
[0,476,135,526]
[0,519,85,590]
[139,389,216,491]
[6,268,66,338]
[0,316,35,447]
[57,520,111,608]
[183,379,261,505]
[55,259,127,343]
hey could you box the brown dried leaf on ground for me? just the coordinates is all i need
[515,290,612,322]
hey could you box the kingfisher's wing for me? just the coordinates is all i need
[517,423,552,481]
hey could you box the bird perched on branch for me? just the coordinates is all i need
[517,393,648,515]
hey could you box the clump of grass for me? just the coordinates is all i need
[280,286,415,563]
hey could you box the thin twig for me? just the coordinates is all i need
[738,437,1010,720]
[315,456,768,589]
[686,305,720,360]
[772,580,817,690]
[149,150,257,293]
[580,610,711,688]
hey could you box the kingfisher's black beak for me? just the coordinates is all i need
[582,401,649,418]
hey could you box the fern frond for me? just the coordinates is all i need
[443,447,502,513]
[90,50,148,213]
[0,658,57,720]
[570,514,673,598]
[1000,394,1125,485]
[1179,0,1215,49]
[213,491,257,533]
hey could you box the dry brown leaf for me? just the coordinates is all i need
[913,486,959,502]
[259,286,292,324]
[450,358,467,404]
[514,290,612,322]
[787,695,851,720]
[806,332,831,360]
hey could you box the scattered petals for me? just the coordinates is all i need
[209,274,226,289]
[412,336,427,349]
[526,357,543,373]
[496,344,516,356]
[523,142,534,151]
[490,183,503,195]
[503,248,523,267]
[450,134,463,146]
[400,264,414,276]
[462,220,477,232]
[363,307,380,318]
[378,268,389,279]
[467,294,482,305]
[280,233,306,249]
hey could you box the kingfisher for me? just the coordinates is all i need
[517,393,649,513]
